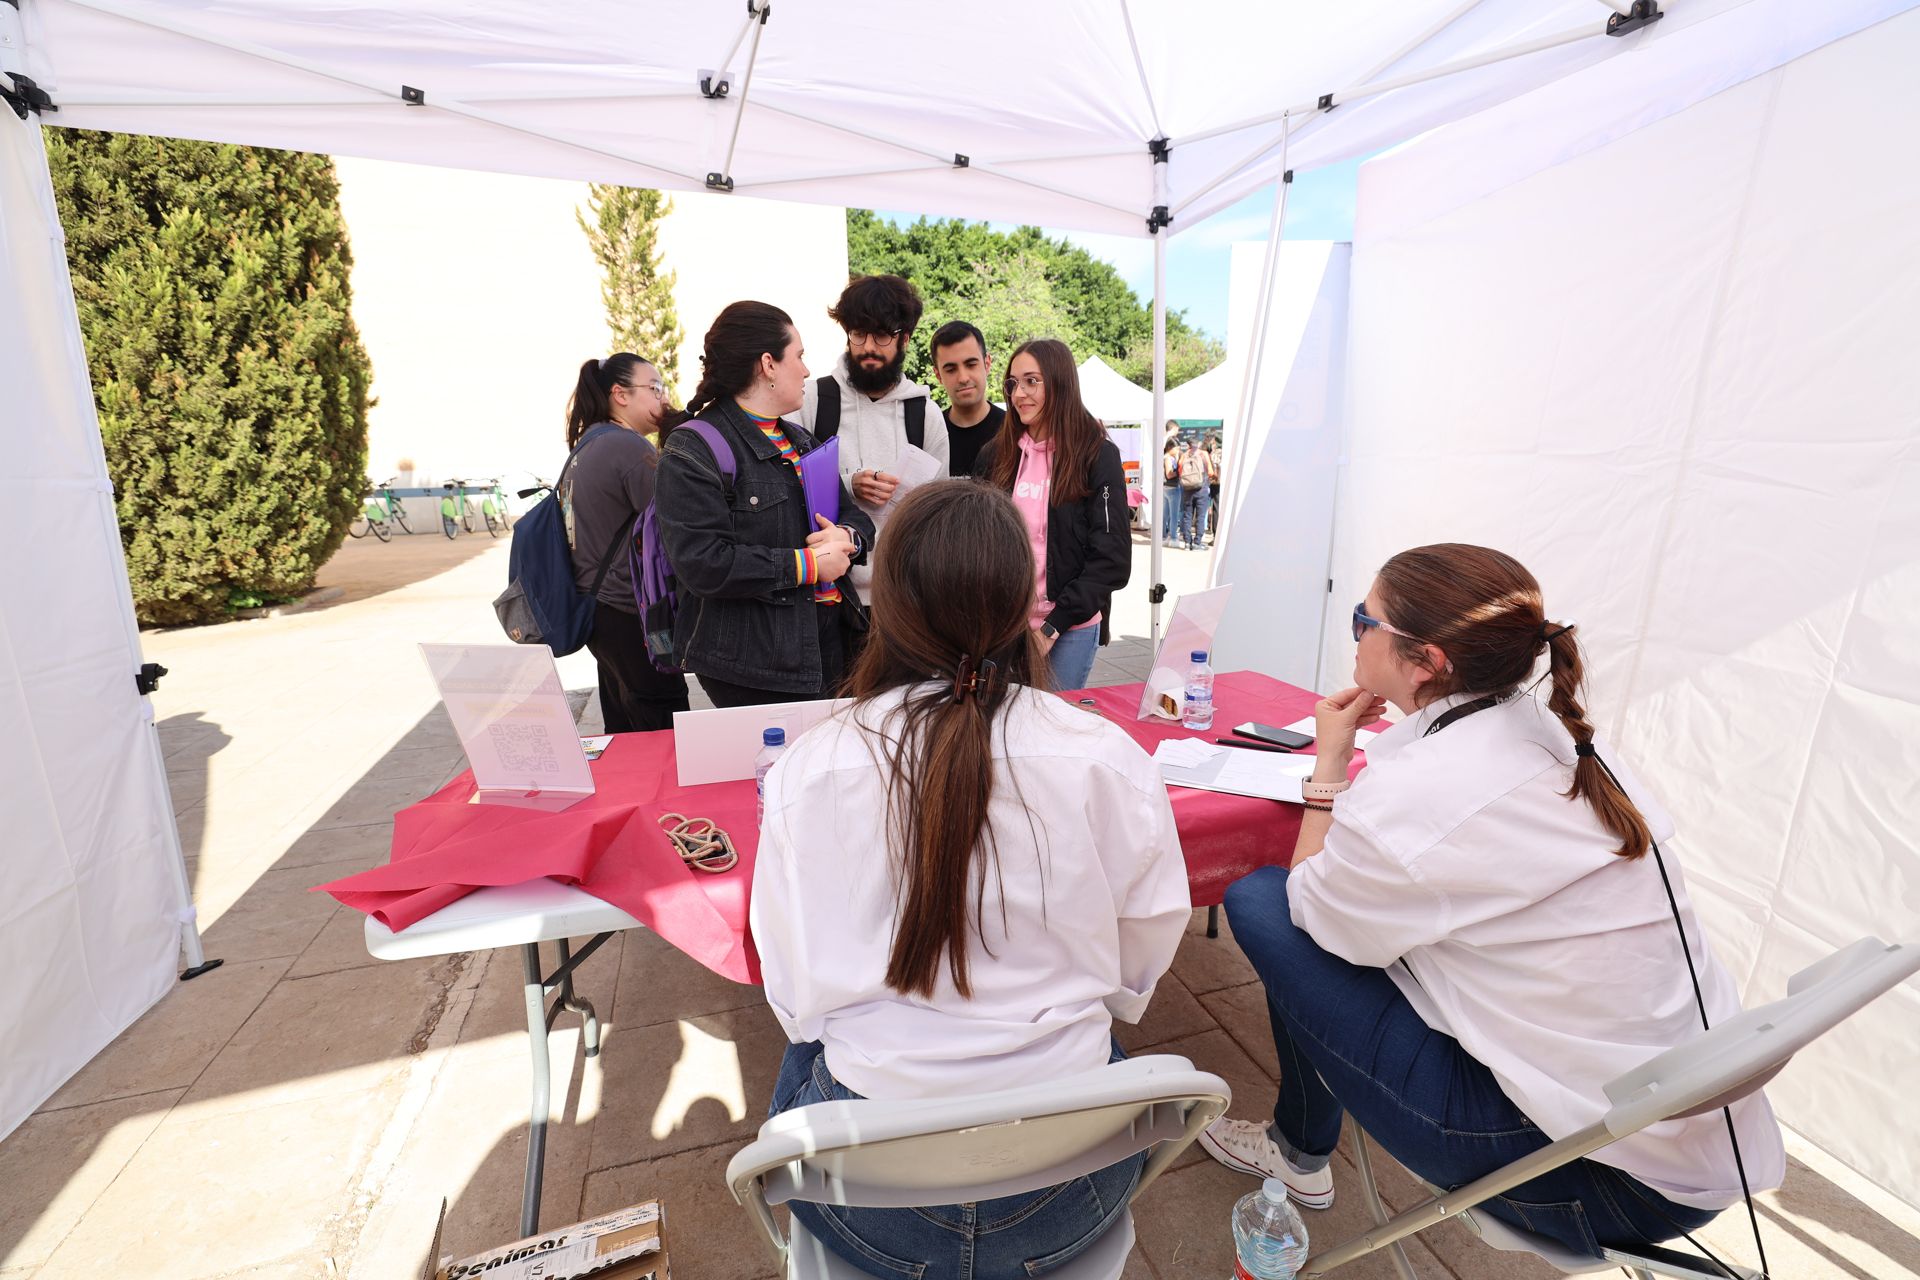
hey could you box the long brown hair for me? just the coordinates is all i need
[1374,543,1651,859]
[844,480,1045,998]
[985,338,1104,504]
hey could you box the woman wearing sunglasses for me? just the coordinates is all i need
[560,352,690,732]
[1199,544,1783,1261]
[972,338,1131,691]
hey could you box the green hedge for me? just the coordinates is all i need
[47,129,373,626]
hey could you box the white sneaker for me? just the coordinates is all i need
[1197,1117,1336,1209]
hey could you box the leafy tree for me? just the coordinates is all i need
[46,130,373,626]
[578,184,681,385]
[846,209,1222,395]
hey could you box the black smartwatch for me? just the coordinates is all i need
[1039,621,1060,641]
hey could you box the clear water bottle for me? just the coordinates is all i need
[1182,649,1215,731]
[754,727,786,824]
[1231,1179,1310,1279]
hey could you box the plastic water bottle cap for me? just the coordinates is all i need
[763,727,785,746]
[1261,1177,1290,1205]
[1190,649,1209,662]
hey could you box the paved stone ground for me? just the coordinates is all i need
[2,532,1916,1279]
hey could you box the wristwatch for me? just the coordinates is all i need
[1039,622,1060,640]
[1301,778,1350,802]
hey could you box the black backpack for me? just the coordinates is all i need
[814,376,926,449]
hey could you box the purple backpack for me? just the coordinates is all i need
[633,421,735,672]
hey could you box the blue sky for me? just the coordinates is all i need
[880,158,1360,342]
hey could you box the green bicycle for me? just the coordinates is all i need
[439,479,471,539]
[480,478,510,537]
[348,478,410,541]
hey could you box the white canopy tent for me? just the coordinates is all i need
[2,0,1913,1205]
[1164,361,1235,424]
[1074,354,1153,426]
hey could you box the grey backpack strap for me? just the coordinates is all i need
[814,376,841,440]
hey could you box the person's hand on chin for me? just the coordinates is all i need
[1312,686,1388,780]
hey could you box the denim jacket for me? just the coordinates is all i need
[656,399,875,694]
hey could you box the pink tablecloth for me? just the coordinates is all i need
[318,671,1340,984]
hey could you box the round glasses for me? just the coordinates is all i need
[1005,374,1045,393]
[846,329,903,348]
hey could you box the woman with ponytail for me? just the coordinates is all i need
[750,480,1190,1278]
[1201,543,1784,1262]
[560,353,688,732]
[654,301,875,706]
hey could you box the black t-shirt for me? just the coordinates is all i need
[945,403,1005,478]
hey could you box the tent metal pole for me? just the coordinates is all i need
[1171,12,1609,217]
[1213,142,1291,578]
[1169,0,1491,149]
[711,0,770,190]
[1149,150,1170,648]
[712,6,760,77]
[57,0,706,184]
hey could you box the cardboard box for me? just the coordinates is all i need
[424,1200,669,1280]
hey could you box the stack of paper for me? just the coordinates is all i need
[1151,739,1317,803]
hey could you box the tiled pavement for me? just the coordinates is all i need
[3,535,1916,1279]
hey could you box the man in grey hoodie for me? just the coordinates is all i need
[800,274,952,594]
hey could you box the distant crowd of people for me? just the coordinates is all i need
[544,272,1782,1280]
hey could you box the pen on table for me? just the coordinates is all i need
[1216,737,1291,754]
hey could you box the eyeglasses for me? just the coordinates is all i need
[1352,602,1427,645]
[846,329,903,348]
[623,381,667,398]
[1004,374,1045,392]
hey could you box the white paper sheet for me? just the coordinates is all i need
[1153,738,1317,803]
[877,444,948,523]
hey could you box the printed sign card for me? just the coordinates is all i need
[420,643,594,811]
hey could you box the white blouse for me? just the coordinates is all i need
[750,684,1192,1102]
[1288,691,1785,1209]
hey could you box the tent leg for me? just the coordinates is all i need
[1148,146,1170,647]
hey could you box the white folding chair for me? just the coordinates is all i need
[726,1054,1230,1279]
[1306,936,1920,1280]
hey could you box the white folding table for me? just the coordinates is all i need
[365,879,647,1235]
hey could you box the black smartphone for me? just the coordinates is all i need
[1234,722,1315,750]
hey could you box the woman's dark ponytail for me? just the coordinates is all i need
[682,301,796,422]
[1543,626,1651,860]
[565,352,647,447]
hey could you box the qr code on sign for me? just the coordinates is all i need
[488,722,562,773]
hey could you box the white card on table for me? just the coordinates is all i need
[1279,715,1381,748]
[420,643,593,811]
[673,698,851,787]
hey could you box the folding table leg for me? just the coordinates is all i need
[520,942,550,1238]
[555,938,600,1058]
[1207,905,1220,938]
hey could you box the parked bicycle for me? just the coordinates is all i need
[479,478,511,537]
[348,478,410,541]
[439,479,474,539]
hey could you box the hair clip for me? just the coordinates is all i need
[1540,620,1577,644]
[950,655,998,703]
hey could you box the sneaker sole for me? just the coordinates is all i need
[1196,1130,1336,1210]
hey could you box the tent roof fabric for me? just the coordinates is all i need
[1165,362,1236,423]
[12,0,1799,238]
[1075,355,1154,425]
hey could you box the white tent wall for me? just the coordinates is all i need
[1336,9,1920,1208]
[1208,242,1349,688]
[0,109,191,1139]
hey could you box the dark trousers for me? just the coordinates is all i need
[584,605,689,733]
[1224,865,1719,1259]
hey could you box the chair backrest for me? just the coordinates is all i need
[1602,937,1918,1137]
[726,1055,1229,1212]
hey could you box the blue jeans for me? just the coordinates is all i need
[1046,625,1100,692]
[769,1040,1145,1279]
[1181,489,1211,547]
[1223,866,1720,1259]
[1160,485,1183,542]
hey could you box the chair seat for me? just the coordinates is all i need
[1451,1206,1619,1274]
[787,1209,1137,1280]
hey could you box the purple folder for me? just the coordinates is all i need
[798,436,840,527]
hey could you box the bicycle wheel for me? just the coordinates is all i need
[440,496,459,538]
[348,516,368,538]
[370,517,392,543]
[483,503,502,537]
[461,503,475,533]
[391,503,412,533]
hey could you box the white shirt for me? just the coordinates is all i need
[750,684,1190,1101]
[800,356,952,593]
[1288,691,1785,1209]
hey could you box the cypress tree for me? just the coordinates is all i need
[46,129,373,626]
[578,184,682,386]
